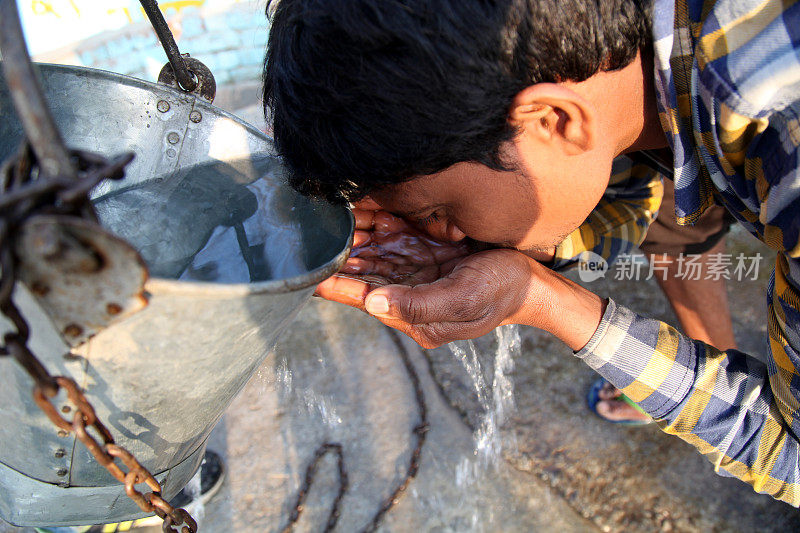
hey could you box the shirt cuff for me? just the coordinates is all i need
[573,298,698,419]
[574,298,617,357]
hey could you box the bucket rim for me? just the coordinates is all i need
[24,62,355,296]
[31,62,269,141]
[145,214,353,296]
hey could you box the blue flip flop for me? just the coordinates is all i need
[587,378,652,426]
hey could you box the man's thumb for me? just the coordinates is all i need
[365,280,459,324]
[365,290,393,316]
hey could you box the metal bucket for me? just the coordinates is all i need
[0,64,353,527]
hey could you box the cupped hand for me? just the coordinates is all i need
[314,203,472,315]
[344,205,471,284]
[316,242,540,349]
[317,200,606,351]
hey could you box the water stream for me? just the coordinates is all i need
[450,325,520,468]
[448,324,521,531]
[267,322,521,531]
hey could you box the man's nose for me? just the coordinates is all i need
[427,220,466,242]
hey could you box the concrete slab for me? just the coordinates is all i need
[195,299,595,532]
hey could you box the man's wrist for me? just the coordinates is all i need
[517,257,607,351]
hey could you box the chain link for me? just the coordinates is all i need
[281,328,429,532]
[0,144,197,532]
[281,443,346,533]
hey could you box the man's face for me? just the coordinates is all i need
[369,141,612,255]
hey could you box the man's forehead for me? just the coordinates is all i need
[369,177,441,214]
[368,161,500,215]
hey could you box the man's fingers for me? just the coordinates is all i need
[315,275,375,310]
[372,211,413,233]
[341,257,417,280]
[341,257,373,274]
[353,230,371,248]
[352,209,412,233]
[364,277,481,326]
[353,209,377,231]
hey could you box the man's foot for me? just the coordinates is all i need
[587,378,652,425]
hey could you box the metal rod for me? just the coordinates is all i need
[0,1,76,180]
[234,222,258,282]
[139,0,198,92]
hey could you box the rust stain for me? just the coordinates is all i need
[63,323,83,337]
[30,280,50,296]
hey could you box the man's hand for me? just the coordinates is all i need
[315,203,470,319]
[316,204,606,350]
[318,246,538,348]
[343,205,470,285]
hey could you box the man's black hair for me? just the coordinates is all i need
[263,0,650,204]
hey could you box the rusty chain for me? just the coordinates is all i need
[281,328,430,532]
[3,2,423,528]
[281,443,347,533]
[0,144,197,532]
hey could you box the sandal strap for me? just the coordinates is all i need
[618,393,649,415]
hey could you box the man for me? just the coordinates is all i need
[262,0,800,504]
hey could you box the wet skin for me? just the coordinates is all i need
[315,196,608,351]
[346,206,471,285]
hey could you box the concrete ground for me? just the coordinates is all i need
[195,224,798,532]
[3,101,799,533]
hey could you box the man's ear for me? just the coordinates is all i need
[508,84,595,155]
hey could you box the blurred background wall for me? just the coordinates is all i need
[21,0,269,119]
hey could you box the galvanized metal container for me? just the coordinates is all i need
[0,64,353,527]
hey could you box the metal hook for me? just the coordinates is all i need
[139,0,199,93]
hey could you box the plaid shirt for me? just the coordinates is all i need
[573,0,800,505]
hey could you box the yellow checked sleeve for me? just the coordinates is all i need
[575,297,800,506]
[574,26,800,504]
[550,156,664,271]
[573,100,800,508]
